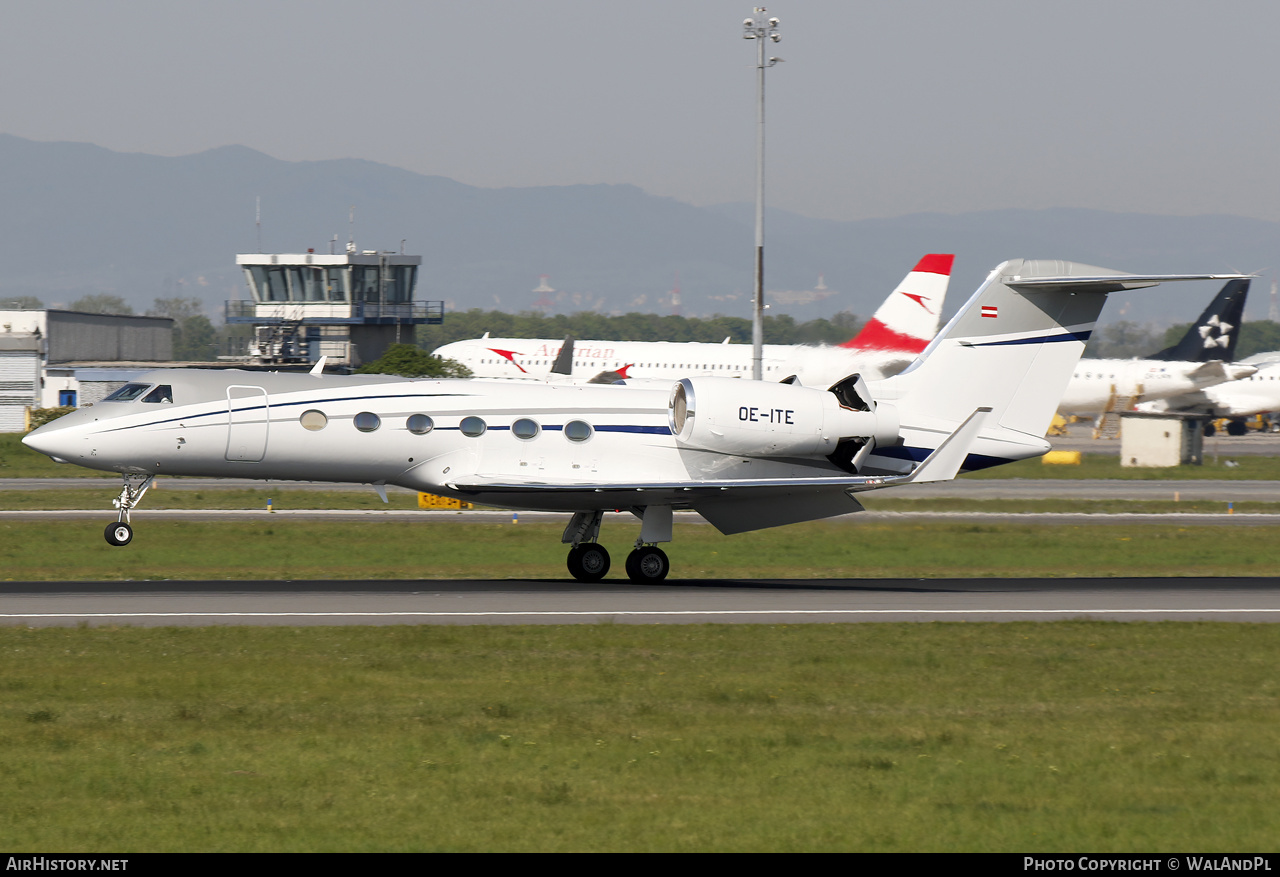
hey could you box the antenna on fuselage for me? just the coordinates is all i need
[309,356,328,376]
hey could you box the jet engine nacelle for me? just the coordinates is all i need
[668,376,899,458]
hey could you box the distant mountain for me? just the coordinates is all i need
[0,133,1274,326]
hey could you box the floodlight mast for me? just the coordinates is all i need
[743,8,780,381]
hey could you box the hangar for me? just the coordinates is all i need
[0,308,174,431]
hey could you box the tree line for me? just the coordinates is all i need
[414,309,865,351]
[1086,319,1280,361]
[18,292,1280,363]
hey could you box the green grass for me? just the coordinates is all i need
[861,497,1280,515]
[0,487,420,511]
[0,433,110,478]
[3,487,1278,516]
[0,623,1276,851]
[2,519,1279,580]
[965,453,1280,480]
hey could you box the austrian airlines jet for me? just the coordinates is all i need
[432,254,954,387]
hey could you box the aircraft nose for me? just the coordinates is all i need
[22,422,73,462]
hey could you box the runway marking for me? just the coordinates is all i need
[3,609,1280,619]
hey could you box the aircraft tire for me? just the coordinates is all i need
[567,543,610,582]
[625,546,670,584]
[1226,420,1248,437]
[104,522,133,547]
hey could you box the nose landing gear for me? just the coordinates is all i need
[104,474,154,547]
[105,522,133,546]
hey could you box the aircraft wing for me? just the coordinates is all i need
[1188,360,1256,384]
[444,408,990,533]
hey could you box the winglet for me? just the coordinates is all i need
[309,356,328,376]
[906,407,991,484]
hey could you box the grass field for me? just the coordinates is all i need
[965,452,1280,480]
[1,623,1276,852]
[2,518,1279,580]
[5,436,1280,851]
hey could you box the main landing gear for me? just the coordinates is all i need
[104,474,154,547]
[562,507,673,584]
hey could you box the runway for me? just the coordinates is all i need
[3,577,1279,626]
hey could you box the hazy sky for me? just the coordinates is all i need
[5,1,1280,223]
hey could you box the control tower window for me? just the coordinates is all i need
[384,266,416,303]
[326,267,348,302]
[248,266,289,302]
[352,266,381,303]
[293,266,327,302]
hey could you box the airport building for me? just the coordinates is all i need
[227,247,442,367]
[0,309,174,431]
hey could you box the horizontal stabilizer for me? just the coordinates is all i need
[1008,271,1251,294]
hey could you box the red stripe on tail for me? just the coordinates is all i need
[840,318,932,351]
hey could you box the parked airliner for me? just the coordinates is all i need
[23,260,1246,583]
[1137,360,1280,432]
[432,254,954,387]
[1058,279,1255,415]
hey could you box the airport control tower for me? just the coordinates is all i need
[226,245,442,367]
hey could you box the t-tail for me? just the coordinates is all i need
[864,259,1251,472]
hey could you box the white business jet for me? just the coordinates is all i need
[432,254,954,387]
[24,260,1245,583]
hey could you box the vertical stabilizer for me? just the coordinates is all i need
[1148,278,1250,362]
[882,260,1249,443]
[841,253,953,352]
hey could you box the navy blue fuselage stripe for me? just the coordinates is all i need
[967,330,1091,347]
[596,425,672,435]
[873,445,1012,471]
[411,424,669,434]
[102,393,482,432]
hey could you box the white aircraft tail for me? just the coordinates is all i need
[840,253,953,353]
[883,259,1251,441]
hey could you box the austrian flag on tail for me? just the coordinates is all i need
[981,305,998,318]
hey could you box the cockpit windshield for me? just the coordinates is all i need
[102,383,152,402]
[142,385,173,404]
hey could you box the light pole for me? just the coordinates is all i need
[743,8,780,381]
